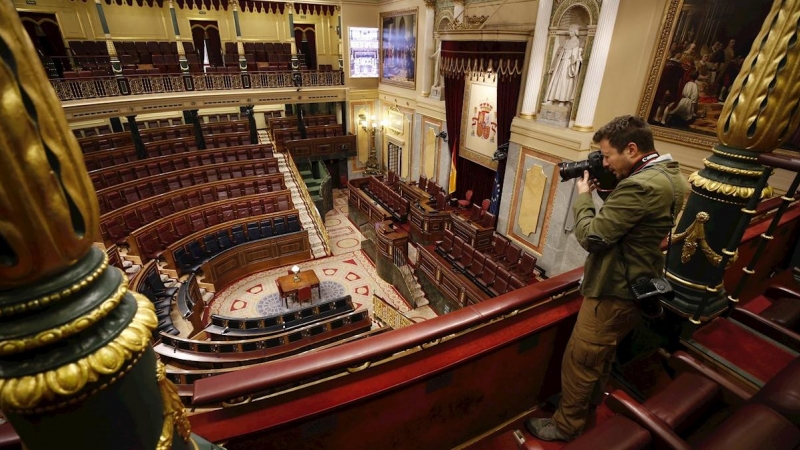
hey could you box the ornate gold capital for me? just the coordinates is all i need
[688,172,774,199]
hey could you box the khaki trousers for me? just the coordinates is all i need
[551,296,641,437]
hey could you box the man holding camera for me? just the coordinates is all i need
[526,115,688,442]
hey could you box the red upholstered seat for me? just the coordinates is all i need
[749,354,800,426]
[558,415,651,450]
[642,372,720,433]
[457,189,473,209]
[696,403,800,450]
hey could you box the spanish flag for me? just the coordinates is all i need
[448,138,457,194]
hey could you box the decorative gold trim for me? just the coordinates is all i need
[728,295,740,303]
[570,124,593,132]
[0,278,127,356]
[518,113,535,119]
[702,158,765,177]
[346,361,372,373]
[156,360,192,450]
[690,188,749,206]
[665,271,724,291]
[671,212,735,267]
[711,148,759,161]
[743,267,755,275]
[760,233,774,240]
[0,293,157,413]
[0,254,110,318]
[688,172,774,199]
[741,208,757,214]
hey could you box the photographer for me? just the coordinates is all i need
[526,116,688,442]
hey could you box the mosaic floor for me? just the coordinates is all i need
[205,189,439,325]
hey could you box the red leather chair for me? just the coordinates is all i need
[457,189,473,209]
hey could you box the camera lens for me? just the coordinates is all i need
[558,160,590,182]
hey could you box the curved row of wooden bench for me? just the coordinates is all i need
[154,309,371,368]
[96,159,281,214]
[78,120,250,154]
[84,131,252,170]
[271,124,344,150]
[205,296,355,340]
[128,260,182,336]
[99,176,286,246]
[126,191,293,262]
[163,211,303,275]
[363,176,410,222]
[267,114,336,136]
[89,143,274,190]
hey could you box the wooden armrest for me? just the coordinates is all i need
[606,390,691,450]
[765,285,800,301]
[668,351,751,405]
[730,307,800,353]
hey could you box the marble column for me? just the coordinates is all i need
[232,1,247,71]
[519,0,553,119]
[572,0,620,131]
[93,0,120,74]
[421,0,436,98]
[167,0,188,73]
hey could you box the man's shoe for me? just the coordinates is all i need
[524,417,574,442]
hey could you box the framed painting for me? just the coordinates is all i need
[379,8,417,90]
[460,72,499,170]
[636,0,776,149]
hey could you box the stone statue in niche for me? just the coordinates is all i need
[545,24,583,104]
[539,24,584,127]
[430,39,445,100]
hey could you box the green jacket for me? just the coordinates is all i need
[573,157,688,299]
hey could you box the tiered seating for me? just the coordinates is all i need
[108,40,181,74]
[72,124,113,139]
[205,296,355,339]
[81,119,247,153]
[64,40,112,76]
[435,230,540,297]
[89,144,273,190]
[165,211,302,275]
[95,161,282,214]
[267,114,337,139]
[129,262,181,336]
[363,176,409,222]
[153,309,371,368]
[271,124,344,151]
[83,131,252,170]
[98,174,285,245]
[249,42,293,71]
[126,191,293,262]
[604,351,800,450]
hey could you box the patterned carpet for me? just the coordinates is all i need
[206,189,439,325]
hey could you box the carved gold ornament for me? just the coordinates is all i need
[688,172,774,199]
[672,212,738,267]
[702,158,765,178]
[0,278,127,356]
[156,360,192,449]
[0,5,100,289]
[0,293,157,413]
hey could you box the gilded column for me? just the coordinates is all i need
[0,3,219,449]
[571,0,620,131]
[93,0,120,74]
[168,0,189,73]
[519,0,553,119]
[421,0,436,98]
[664,0,800,322]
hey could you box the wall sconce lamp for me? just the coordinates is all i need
[436,131,448,142]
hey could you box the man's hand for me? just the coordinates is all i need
[576,170,596,195]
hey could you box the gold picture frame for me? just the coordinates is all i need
[636,0,775,149]
[379,8,418,90]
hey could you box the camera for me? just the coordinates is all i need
[557,150,618,192]
[630,277,673,319]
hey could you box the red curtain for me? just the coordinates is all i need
[441,40,526,205]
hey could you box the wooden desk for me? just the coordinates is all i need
[408,201,452,246]
[276,270,321,308]
[399,182,431,204]
[348,178,393,227]
[448,213,495,251]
